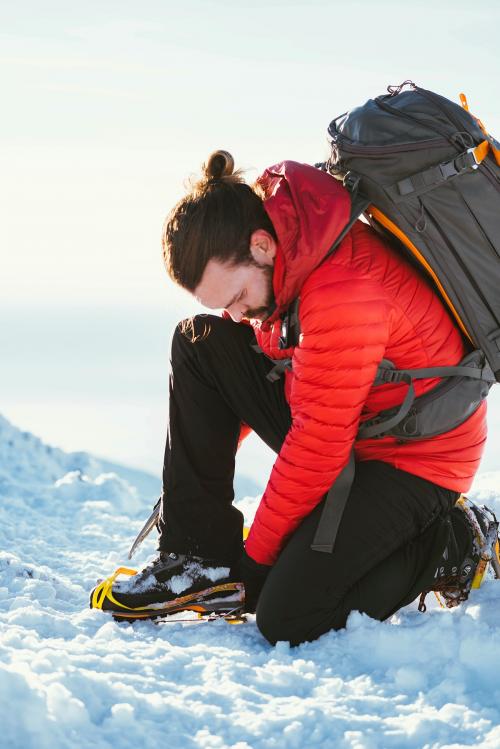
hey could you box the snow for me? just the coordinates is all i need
[1,412,500,749]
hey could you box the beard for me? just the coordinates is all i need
[244,262,275,321]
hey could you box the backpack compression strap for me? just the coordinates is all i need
[358,356,496,440]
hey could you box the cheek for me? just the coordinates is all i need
[261,267,274,301]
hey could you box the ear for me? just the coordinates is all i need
[249,229,277,266]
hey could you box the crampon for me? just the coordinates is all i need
[418,496,500,613]
[90,567,246,624]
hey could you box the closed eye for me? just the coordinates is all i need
[225,289,245,309]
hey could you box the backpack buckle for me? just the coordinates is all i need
[374,360,402,384]
[466,146,480,169]
[438,149,480,181]
[379,369,407,384]
[343,171,361,193]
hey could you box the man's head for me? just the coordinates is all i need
[194,229,276,322]
[162,150,277,321]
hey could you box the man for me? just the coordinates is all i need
[93,151,495,645]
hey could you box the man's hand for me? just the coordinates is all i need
[232,551,271,613]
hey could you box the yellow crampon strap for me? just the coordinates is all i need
[460,92,500,166]
[456,495,492,590]
[472,558,489,590]
[434,591,446,609]
[91,567,139,611]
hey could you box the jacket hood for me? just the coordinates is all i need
[256,161,351,329]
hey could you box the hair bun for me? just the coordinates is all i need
[204,150,234,181]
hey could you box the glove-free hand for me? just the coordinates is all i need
[232,550,271,613]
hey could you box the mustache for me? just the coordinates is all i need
[244,304,272,320]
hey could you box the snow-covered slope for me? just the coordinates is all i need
[1,414,500,749]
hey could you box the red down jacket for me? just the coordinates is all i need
[243,161,487,566]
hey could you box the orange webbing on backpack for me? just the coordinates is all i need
[367,205,472,343]
[460,92,500,166]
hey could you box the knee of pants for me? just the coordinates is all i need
[171,315,222,369]
[256,601,293,646]
[255,576,295,645]
[256,598,347,647]
[173,315,218,345]
[256,587,326,647]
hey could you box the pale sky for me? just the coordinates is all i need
[1,1,499,478]
[2,0,499,309]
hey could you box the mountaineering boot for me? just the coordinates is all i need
[90,552,244,620]
[418,496,500,611]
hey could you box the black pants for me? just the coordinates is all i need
[160,315,462,644]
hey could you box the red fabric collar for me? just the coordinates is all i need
[257,161,351,330]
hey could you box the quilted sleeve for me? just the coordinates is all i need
[245,266,393,565]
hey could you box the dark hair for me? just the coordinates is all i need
[162,150,276,291]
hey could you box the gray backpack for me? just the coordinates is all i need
[328,81,500,379]
[307,81,500,552]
